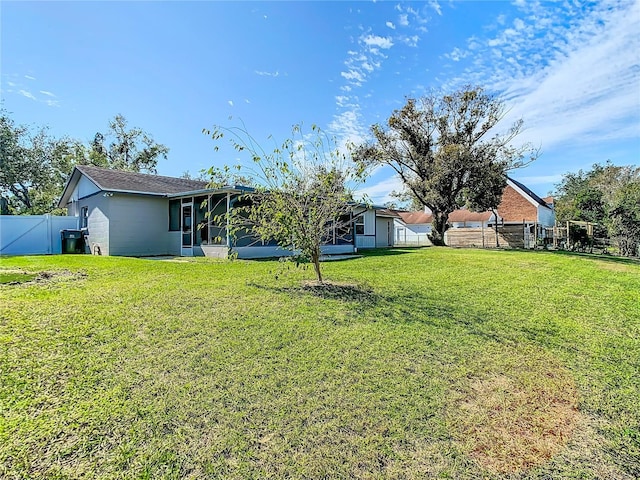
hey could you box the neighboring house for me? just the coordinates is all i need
[445,177,555,248]
[392,177,555,248]
[58,165,388,258]
[394,210,433,246]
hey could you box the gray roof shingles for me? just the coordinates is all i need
[77,165,208,195]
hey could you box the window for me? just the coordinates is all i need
[169,199,180,231]
[355,215,365,235]
[80,206,88,229]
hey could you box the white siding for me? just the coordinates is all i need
[363,210,376,236]
[376,217,394,247]
[108,195,171,256]
[78,176,100,199]
[81,194,110,255]
[355,236,376,249]
[66,176,101,216]
[354,208,377,249]
[394,220,432,246]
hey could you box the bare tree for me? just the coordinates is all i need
[204,124,366,283]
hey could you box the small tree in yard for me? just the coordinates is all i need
[204,124,366,283]
[354,86,537,246]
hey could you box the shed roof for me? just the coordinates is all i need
[396,210,433,225]
[375,208,401,218]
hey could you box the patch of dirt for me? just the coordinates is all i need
[301,280,377,302]
[449,347,580,474]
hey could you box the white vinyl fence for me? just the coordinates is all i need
[0,215,79,256]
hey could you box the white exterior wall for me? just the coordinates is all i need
[107,195,171,256]
[375,217,394,247]
[394,220,432,246]
[355,208,377,249]
[80,194,110,255]
[66,176,101,216]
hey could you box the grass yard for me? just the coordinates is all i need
[0,248,638,479]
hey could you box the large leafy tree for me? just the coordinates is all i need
[0,112,169,214]
[205,124,365,283]
[88,114,169,173]
[0,112,75,214]
[354,86,537,245]
[554,161,640,256]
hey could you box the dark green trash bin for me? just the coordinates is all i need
[61,229,85,254]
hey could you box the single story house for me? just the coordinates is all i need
[392,177,555,248]
[58,165,393,258]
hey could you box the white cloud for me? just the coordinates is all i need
[500,1,640,149]
[446,47,468,62]
[386,21,396,29]
[361,34,394,49]
[513,18,525,30]
[398,14,409,26]
[444,0,640,152]
[7,81,16,87]
[341,69,365,84]
[228,100,233,107]
[355,175,405,205]
[402,35,420,47]
[39,90,56,97]
[429,0,442,16]
[24,75,35,80]
[255,70,280,77]
[335,95,350,107]
[18,89,36,100]
[328,109,368,147]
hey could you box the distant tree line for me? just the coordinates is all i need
[553,161,640,257]
[0,112,168,215]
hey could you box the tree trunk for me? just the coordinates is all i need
[492,209,500,248]
[311,250,323,283]
[429,212,449,246]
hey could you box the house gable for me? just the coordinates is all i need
[496,185,538,223]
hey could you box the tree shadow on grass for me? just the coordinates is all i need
[357,247,425,257]
[246,280,379,303]
[548,249,640,265]
[499,248,640,266]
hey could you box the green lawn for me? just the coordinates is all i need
[1,248,638,479]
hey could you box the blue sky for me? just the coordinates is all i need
[2,0,639,204]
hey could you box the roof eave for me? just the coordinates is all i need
[166,185,254,198]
